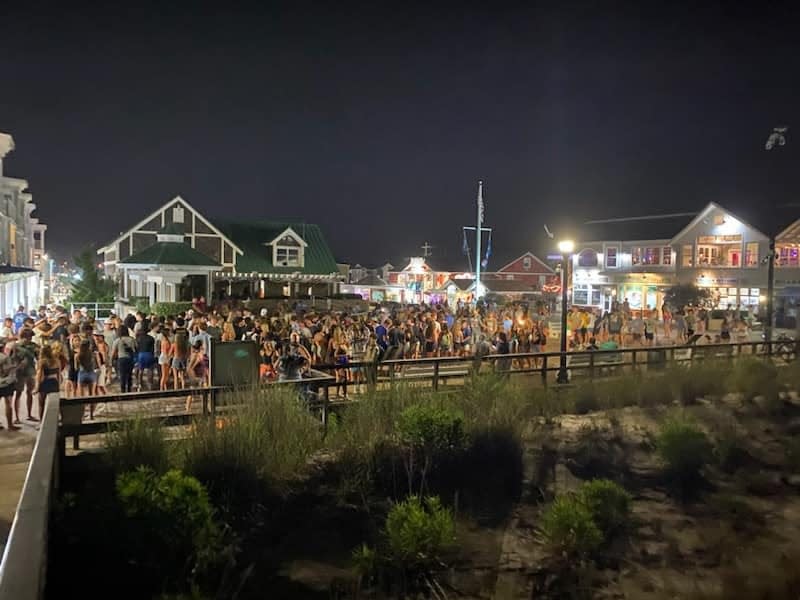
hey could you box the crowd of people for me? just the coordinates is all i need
[0,295,761,430]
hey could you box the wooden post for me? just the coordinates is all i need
[432,360,440,391]
[322,385,330,432]
[589,352,595,378]
[202,389,209,417]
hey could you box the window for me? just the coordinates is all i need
[577,249,598,267]
[745,242,759,267]
[573,284,589,305]
[631,247,642,265]
[506,274,514,280]
[695,234,742,267]
[605,247,618,268]
[643,247,660,265]
[522,256,532,270]
[275,247,301,267]
[172,205,185,223]
[776,244,799,267]
[681,245,693,267]
[661,246,672,265]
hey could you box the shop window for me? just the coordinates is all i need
[605,247,618,268]
[745,242,759,267]
[661,247,672,265]
[573,284,589,305]
[577,249,598,267]
[681,245,693,267]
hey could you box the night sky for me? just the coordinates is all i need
[2,2,800,269]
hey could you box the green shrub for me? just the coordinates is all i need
[116,468,222,591]
[385,495,455,569]
[541,495,603,557]
[730,358,778,402]
[106,415,171,475]
[352,543,378,579]
[152,301,194,317]
[578,479,631,537]
[656,416,713,482]
[397,403,465,494]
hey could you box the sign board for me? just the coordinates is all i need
[546,254,562,261]
[210,340,259,387]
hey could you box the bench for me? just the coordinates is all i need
[567,352,624,378]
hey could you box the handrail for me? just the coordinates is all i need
[0,393,60,600]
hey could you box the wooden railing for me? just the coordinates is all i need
[0,393,60,600]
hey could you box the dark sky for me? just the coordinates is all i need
[2,1,800,268]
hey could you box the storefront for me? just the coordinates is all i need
[617,273,673,315]
[695,275,762,308]
[571,270,615,311]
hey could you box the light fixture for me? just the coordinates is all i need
[558,240,575,254]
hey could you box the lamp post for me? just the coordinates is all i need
[556,239,575,384]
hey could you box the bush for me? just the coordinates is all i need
[385,495,455,570]
[397,404,465,452]
[152,301,194,317]
[578,479,631,537]
[182,387,322,524]
[656,416,713,483]
[397,403,466,495]
[106,415,171,475]
[116,468,222,592]
[541,495,603,557]
[730,358,778,402]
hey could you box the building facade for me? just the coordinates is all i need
[99,195,341,304]
[570,203,798,314]
[0,132,46,313]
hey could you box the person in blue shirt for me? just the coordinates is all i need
[12,306,27,335]
[375,319,389,352]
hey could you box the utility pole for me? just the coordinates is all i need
[765,126,789,354]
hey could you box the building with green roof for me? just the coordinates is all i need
[99,196,341,303]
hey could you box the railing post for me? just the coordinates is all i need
[631,349,637,371]
[541,355,548,387]
[432,360,440,392]
[210,388,217,419]
[202,389,209,417]
[321,384,329,430]
[589,352,595,378]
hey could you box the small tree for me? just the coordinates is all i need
[663,284,710,310]
[69,247,116,304]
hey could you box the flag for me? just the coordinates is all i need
[481,231,492,269]
[477,181,484,225]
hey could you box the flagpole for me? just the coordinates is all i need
[475,180,483,302]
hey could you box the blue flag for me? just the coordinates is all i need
[481,232,492,269]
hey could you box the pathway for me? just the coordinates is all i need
[0,421,37,557]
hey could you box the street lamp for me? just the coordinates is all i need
[556,240,575,384]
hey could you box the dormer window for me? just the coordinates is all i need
[269,227,308,268]
[173,205,185,223]
[276,246,301,267]
[523,256,532,270]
